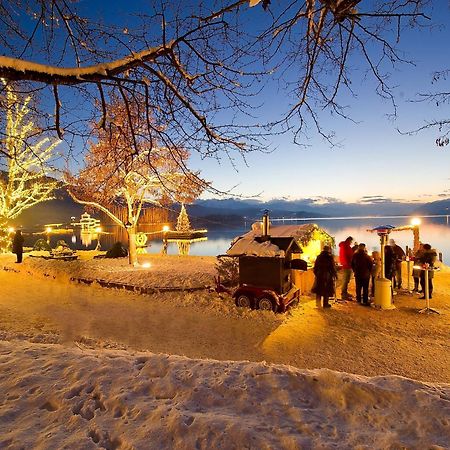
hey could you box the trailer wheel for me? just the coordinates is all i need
[236,294,252,309]
[258,296,276,312]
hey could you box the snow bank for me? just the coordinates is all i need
[1,253,217,289]
[0,340,448,449]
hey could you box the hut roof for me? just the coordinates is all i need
[226,235,301,258]
[244,223,333,246]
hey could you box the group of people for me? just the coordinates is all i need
[313,235,437,308]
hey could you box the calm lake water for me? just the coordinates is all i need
[25,216,450,263]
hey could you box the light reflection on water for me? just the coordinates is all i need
[24,217,450,263]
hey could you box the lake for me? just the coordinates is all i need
[26,216,450,263]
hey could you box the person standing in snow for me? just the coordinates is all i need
[351,243,373,305]
[313,245,337,308]
[389,239,405,289]
[12,230,24,263]
[412,243,424,292]
[419,243,437,299]
[338,236,354,300]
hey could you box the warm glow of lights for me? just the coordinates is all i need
[410,218,421,226]
[7,227,15,233]
[95,226,102,233]
[0,80,59,232]
[46,227,52,233]
[162,225,170,232]
[142,262,151,268]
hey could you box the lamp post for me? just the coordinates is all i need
[46,226,52,245]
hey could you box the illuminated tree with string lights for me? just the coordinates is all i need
[66,96,207,266]
[176,204,191,233]
[0,79,60,251]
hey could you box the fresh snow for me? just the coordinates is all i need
[0,340,449,450]
[0,252,449,448]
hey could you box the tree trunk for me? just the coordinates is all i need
[127,226,138,266]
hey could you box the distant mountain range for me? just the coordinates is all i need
[11,188,450,228]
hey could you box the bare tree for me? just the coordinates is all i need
[0,0,430,161]
[402,69,450,147]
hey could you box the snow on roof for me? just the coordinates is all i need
[246,223,323,242]
[227,236,286,257]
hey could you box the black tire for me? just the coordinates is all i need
[235,294,252,309]
[258,296,276,312]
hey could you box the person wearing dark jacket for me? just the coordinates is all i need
[419,244,437,299]
[12,230,24,263]
[384,245,396,282]
[338,236,354,300]
[389,239,405,289]
[313,246,337,308]
[351,243,373,305]
[412,244,424,292]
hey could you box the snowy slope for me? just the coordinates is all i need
[0,341,449,450]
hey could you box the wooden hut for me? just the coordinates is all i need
[226,214,307,312]
[237,222,334,294]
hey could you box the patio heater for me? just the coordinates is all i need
[370,225,396,310]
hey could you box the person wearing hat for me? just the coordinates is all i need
[338,236,354,300]
[312,245,337,308]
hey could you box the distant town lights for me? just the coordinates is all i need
[411,218,421,227]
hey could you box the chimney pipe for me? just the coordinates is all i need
[262,210,270,238]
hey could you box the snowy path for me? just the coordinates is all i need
[0,269,278,362]
[1,268,449,383]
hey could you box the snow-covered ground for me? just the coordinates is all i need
[0,253,449,448]
[1,340,449,450]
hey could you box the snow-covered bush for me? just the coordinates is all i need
[215,256,239,287]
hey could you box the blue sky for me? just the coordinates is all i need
[187,1,450,203]
[6,0,450,205]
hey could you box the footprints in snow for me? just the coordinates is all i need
[87,428,124,450]
[72,391,106,421]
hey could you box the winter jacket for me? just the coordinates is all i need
[12,232,24,254]
[313,251,337,297]
[391,244,405,268]
[420,248,437,278]
[351,250,373,279]
[384,246,396,279]
[339,241,354,269]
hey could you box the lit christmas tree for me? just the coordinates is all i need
[0,80,60,251]
[176,204,191,232]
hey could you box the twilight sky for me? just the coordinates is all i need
[187,1,450,204]
[6,1,450,205]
